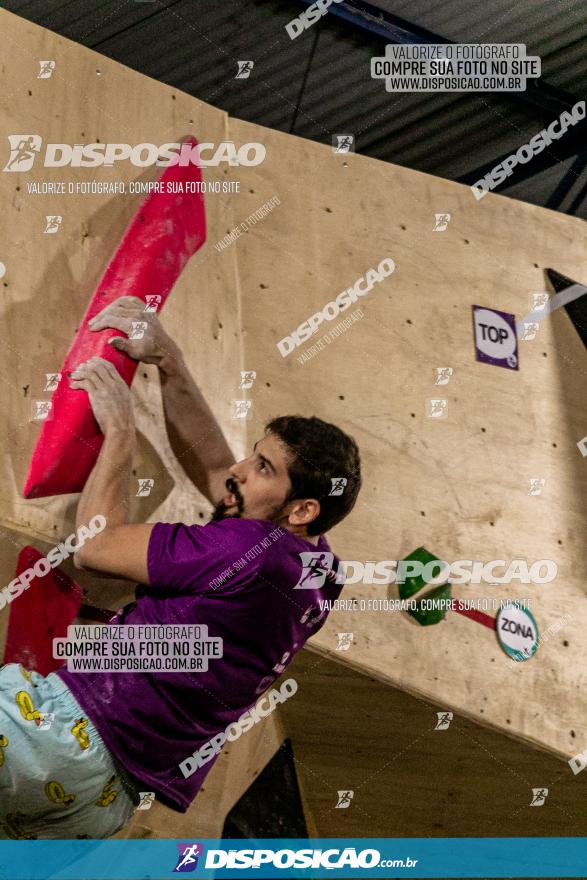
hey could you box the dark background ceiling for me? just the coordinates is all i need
[3,0,587,218]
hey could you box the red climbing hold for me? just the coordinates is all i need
[2,546,84,676]
[23,136,207,498]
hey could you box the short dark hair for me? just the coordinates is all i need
[265,415,362,536]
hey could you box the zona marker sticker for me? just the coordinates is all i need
[496,604,539,661]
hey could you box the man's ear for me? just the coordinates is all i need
[287,498,321,528]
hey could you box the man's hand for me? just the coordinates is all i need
[70,357,134,436]
[87,298,235,506]
[88,295,178,365]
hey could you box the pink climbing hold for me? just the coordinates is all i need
[23,136,206,498]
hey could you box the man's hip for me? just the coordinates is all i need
[0,662,140,839]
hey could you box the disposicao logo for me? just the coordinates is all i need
[3,137,266,171]
[202,847,385,870]
[3,135,43,172]
[471,100,585,199]
[173,843,204,873]
[277,258,395,357]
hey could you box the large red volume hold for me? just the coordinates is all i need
[23,136,206,498]
[2,547,84,676]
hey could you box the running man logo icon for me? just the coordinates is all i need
[239,370,256,389]
[434,367,453,385]
[37,61,56,79]
[32,400,52,421]
[173,843,203,873]
[521,322,539,341]
[44,373,61,391]
[233,400,252,419]
[531,293,549,310]
[530,788,548,806]
[435,712,453,730]
[3,135,43,172]
[294,552,335,589]
[528,477,545,496]
[44,216,62,234]
[333,134,354,153]
[38,712,54,730]
[433,213,451,231]
[427,398,448,419]
[130,321,148,340]
[235,61,254,79]
[137,791,155,810]
[299,604,328,629]
[335,790,354,809]
[336,632,353,651]
[144,294,162,312]
[136,479,155,497]
[329,477,347,496]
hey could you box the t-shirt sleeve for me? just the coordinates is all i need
[146,520,264,594]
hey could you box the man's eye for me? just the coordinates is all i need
[259,460,267,472]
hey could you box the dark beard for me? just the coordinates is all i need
[211,477,245,522]
[210,497,290,524]
[211,500,241,521]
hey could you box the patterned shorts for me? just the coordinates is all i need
[0,662,140,839]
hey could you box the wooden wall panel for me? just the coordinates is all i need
[0,8,248,547]
[281,649,587,837]
[1,8,586,824]
[228,117,587,758]
[0,10,262,839]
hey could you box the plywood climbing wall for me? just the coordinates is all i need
[0,8,266,838]
[227,116,587,760]
[0,8,245,553]
[280,651,587,837]
[1,7,587,844]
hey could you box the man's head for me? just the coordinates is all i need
[211,415,361,539]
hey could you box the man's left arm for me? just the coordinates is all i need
[69,356,154,583]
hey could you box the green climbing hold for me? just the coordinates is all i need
[398,546,452,626]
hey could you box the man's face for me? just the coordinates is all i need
[212,433,295,525]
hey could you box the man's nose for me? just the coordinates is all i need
[229,461,246,483]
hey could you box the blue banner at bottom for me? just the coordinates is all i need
[0,837,585,879]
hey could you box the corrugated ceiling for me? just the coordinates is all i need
[2,0,586,216]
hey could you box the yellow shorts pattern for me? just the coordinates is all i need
[0,663,139,839]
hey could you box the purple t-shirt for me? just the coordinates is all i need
[57,518,343,812]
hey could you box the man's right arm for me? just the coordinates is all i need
[157,342,236,506]
[89,296,236,506]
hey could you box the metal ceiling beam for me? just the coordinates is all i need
[544,153,587,211]
[295,0,582,119]
[298,0,449,45]
[295,0,586,194]
[459,117,587,188]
